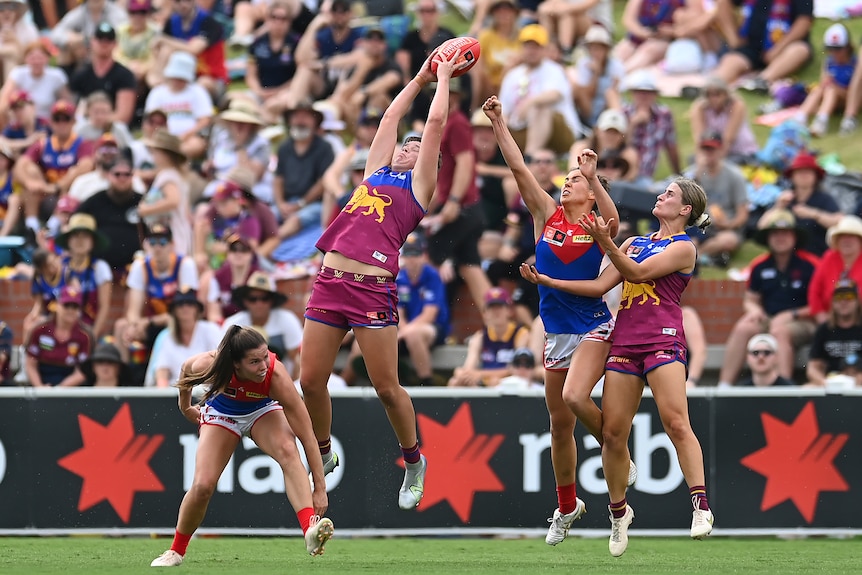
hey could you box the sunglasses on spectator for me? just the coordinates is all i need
[149,237,171,246]
[60,302,81,309]
[111,170,133,178]
[749,349,774,357]
[245,295,271,303]
[130,10,150,15]
[269,12,289,20]
[229,244,252,253]
[833,292,858,301]
[52,115,73,123]
[418,7,437,13]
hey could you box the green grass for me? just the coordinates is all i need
[0,537,859,575]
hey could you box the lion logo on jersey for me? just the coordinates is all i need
[620,280,660,309]
[344,184,393,223]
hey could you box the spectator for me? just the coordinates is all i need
[570,108,640,182]
[24,248,61,338]
[0,319,12,385]
[596,149,633,183]
[68,23,137,126]
[137,130,192,257]
[49,0,128,72]
[67,133,122,203]
[42,194,80,251]
[80,341,130,387]
[809,215,862,325]
[615,0,699,73]
[474,0,521,106]
[421,80,492,312]
[224,271,302,377]
[448,287,531,387]
[245,1,302,118]
[538,0,613,59]
[394,231,450,387]
[0,145,21,236]
[688,76,759,161]
[806,278,862,388]
[143,51,214,159]
[24,285,92,387]
[470,109,511,231]
[114,0,158,85]
[498,24,581,156]
[194,180,262,270]
[14,101,95,233]
[0,90,50,155]
[621,70,681,184]
[0,40,70,122]
[150,0,228,96]
[767,152,841,256]
[795,23,856,138]
[572,24,624,127]
[231,0,310,47]
[202,99,269,200]
[76,152,143,278]
[129,108,167,178]
[200,232,260,324]
[717,210,818,386]
[712,0,813,92]
[72,92,135,150]
[498,346,543,390]
[685,132,749,267]
[737,333,796,386]
[150,287,221,387]
[840,40,862,135]
[0,0,39,82]
[54,212,113,338]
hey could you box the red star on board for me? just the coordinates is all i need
[57,403,165,523]
[398,403,505,522]
[740,401,849,523]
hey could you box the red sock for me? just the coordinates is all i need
[170,530,192,556]
[557,483,577,514]
[297,507,315,534]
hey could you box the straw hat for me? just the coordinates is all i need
[224,166,258,193]
[143,129,186,160]
[55,213,110,251]
[219,100,265,126]
[826,215,862,249]
[232,271,288,309]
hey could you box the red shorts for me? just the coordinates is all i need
[605,342,688,380]
[305,265,399,329]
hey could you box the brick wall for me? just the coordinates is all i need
[0,277,747,346]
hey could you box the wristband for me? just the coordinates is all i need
[446,196,462,204]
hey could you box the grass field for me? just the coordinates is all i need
[1,536,859,575]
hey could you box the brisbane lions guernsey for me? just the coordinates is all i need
[316,166,426,277]
[207,351,278,415]
[613,233,692,348]
[536,206,610,334]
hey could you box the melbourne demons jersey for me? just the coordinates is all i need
[208,351,278,415]
[613,233,692,348]
[536,207,610,334]
[316,166,426,277]
[41,135,84,184]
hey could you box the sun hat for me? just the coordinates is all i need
[143,129,186,160]
[313,100,346,132]
[232,271,288,309]
[163,51,197,83]
[55,213,110,251]
[826,215,862,249]
[596,108,628,133]
[784,152,825,180]
[218,100,265,126]
[584,25,612,47]
[80,341,131,384]
[753,209,807,247]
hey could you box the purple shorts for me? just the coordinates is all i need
[605,342,687,380]
[305,265,399,329]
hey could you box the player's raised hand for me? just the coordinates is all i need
[416,49,439,85]
[482,96,502,121]
[433,48,462,79]
[578,149,598,179]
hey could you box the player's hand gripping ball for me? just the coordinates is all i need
[431,37,481,78]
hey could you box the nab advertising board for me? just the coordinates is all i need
[0,389,857,533]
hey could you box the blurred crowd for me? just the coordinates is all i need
[1,0,862,391]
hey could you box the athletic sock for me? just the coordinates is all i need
[690,485,710,511]
[557,483,577,515]
[401,442,421,465]
[297,507,315,534]
[318,438,331,456]
[609,498,628,519]
[170,530,193,556]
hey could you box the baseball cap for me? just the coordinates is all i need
[747,334,778,353]
[364,27,386,41]
[359,107,383,126]
[97,133,119,149]
[699,131,723,149]
[824,23,850,49]
[94,22,116,41]
[331,0,351,12]
[511,348,536,368]
[146,223,173,241]
[623,69,658,92]
[518,24,549,47]
[127,0,153,12]
[51,100,76,118]
[596,108,627,133]
[9,90,32,108]
[56,195,80,214]
[213,181,246,202]
[484,286,513,307]
[58,286,82,307]
[833,278,859,298]
[584,25,612,47]
[401,232,427,257]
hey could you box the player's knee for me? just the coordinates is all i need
[548,416,575,441]
[271,441,300,469]
[374,383,401,407]
[661,415,692,442]
[190,478,219,500]
[601,422,629,451]
[561,386,590,414]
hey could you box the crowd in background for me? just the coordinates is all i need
[1,0,862,390]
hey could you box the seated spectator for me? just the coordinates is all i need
[76,153,143,278]
[737,333,796,387]
[41,194,79,250]
[0,319,12,385]
[138,130,193,257]
[194,180,262,270]
[570,108,640,182]
[538,0,613,59]
[0,145,21,236]
[49,0,128,72]
[448,287,531,387]
[712,0,813,92]
[143,52,213,159]
[795,23,856,138]
[0,40,70,122]
[685,132,749,267]
[245,1,302,118]
[688,76,759,161]
[54,212,113,338]
[840,39,862,135]
[0,0,38,82]
[223,271,302,378]
[72,92,135,150]
[200,232,260,324]
[80,341,130,387]
[498,24,581,156]
[497,347,544,390]
[395,232,450,387]
[571,25,624,127]
[150,0,227,96]
[68,23,137,126]
[806,278,862,387]
[470,108,511,231]
[114,0,159,85]
[474,0,521,107]
[621,70,681,184]
[0,90,50,155]
[717,210,818,386]
[149,287,221,387]
[24,285,92,387]
[67,134,128,204]
[231,0,311,47]
[682,305,708,388]
[809,216,862,325]
[24,247,62,338]
[13,101,95,233]
[614,0,701,73]
[596,149,634,183]
[766,152,841,256]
